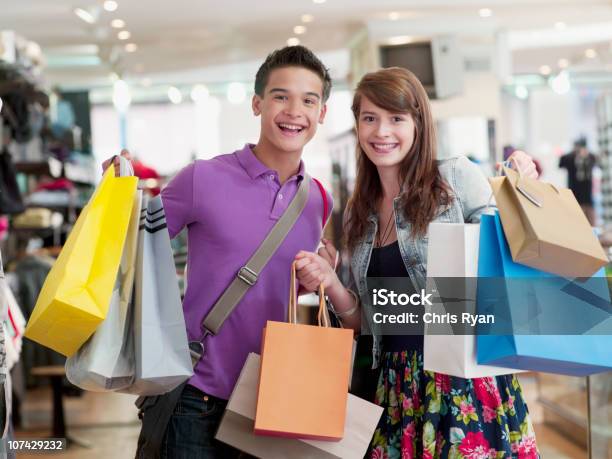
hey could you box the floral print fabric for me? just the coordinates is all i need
[370,351,538,459]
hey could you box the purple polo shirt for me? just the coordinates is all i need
[161,144,332,400]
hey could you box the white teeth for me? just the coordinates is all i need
[372,143,398,151]
[278,123,303,131]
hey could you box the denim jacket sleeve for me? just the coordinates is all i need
[450,155,495,223]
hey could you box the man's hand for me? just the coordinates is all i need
[101,149,132,177]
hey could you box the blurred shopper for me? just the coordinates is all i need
[559,138,598,225]
[295,68,540,458]
[104,46,333,458]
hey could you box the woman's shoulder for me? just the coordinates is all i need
[436,155,487,184]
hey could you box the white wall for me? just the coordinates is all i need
[91,89,356,188]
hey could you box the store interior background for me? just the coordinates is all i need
[2,0,612,458]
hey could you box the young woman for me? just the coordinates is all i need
[295,67,539,458]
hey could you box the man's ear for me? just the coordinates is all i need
[318,103,327,124]
[252,94,262,116]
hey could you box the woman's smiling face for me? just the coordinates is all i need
[357,96,416,171]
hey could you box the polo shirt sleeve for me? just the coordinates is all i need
[161,162,196,239]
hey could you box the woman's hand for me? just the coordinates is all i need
[498,150,539,179]
[294,248,340,293]
[101,149,132,176]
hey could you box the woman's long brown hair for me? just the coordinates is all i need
[344,67,453,252]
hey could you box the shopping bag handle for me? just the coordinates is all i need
[289,261,330,327]
[109,154,135,177]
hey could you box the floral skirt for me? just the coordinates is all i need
[370,351,538,459]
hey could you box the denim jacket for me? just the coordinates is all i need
[342,155,494,368]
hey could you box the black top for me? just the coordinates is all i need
[367,240,424,352]
[559,152,597,205]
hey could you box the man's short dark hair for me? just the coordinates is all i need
[254,45,332,102]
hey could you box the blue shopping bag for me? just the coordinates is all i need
[476,212,612,376]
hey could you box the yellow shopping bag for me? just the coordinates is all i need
[24,167,138,356]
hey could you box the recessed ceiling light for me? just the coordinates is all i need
[293,25,307,35]
[389,12,400,20]
[313,0,326,4]
[124,43,138,53]
[539,65,551,75]
[585,48,597,59]
[168,86,182,104]
[103,1,118,12]
[287,37,300,46]
[514,85,528,100]
[118,30,131,40]
[558,58,569,68]
[74,8,96,24]
[550,71,570,94]
[191,84,210,103]
[111,19,125,28]
[479,8,493,18]
[554,21,566,30]
[301,14,314,23]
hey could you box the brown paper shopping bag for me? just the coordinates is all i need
[489,165,607,277]
[254,264,354,441]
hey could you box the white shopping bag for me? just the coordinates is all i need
[216,353,383,459]
[65,190,142,391]
[424,222,521,378]
[120,195,193,396]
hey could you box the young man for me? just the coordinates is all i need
[104,46,333,457]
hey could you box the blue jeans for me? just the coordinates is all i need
[160,385,244,459]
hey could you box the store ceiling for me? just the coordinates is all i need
[2,0,612,88]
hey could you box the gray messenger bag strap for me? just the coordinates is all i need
[135,175,311,459]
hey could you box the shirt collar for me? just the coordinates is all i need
[236,144,305,181]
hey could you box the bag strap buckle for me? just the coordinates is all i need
[237,266,258,286]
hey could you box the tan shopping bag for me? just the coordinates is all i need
[254,264,354,441]
[489,165,607,277]
[216,353,383,458]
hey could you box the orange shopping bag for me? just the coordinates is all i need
[254,263,354,441]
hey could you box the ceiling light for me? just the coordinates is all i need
[539,65,551,75]
[550,71,570,95]
[74,8,96,24]
[293,25,307,35]
[585,48,597,59]
[191,84,210,103]
[111,19,125,28]
[118,30,131,40]
[479,8,493,18]
[140,78,152,87]
[554,21,566,30]
[103,1,118,12]
[124,43,138,52]
[0,97,3,113]
[109,72,119,82]
[389,12,400,20]
[287,37,300,46]
[112,79,131,111]
[514,85,528,100]
[558,58,569,68]
[301,14,314,23]
[168,86,182,104]
[227,82,246,104]
[313,0,326,4]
